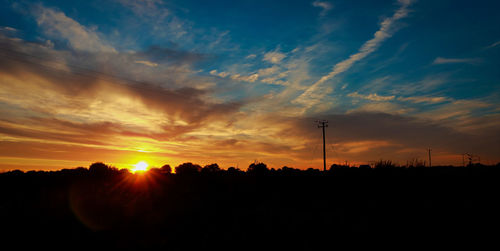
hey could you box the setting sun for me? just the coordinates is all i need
[132,161,149,172]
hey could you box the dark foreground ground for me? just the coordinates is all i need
[1,165,499,250]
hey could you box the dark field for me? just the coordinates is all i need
[1,164,499,250]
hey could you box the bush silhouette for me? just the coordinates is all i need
[329,164,349,171]
[175,162,202,175]
[88,162,114,176]
[247,162,269,175]
[202,163,221,173]
[280,166,300,175]
[226,166,243,175]
[374,159,397,168]
[160,164,172,174]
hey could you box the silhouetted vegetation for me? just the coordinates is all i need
[201,163,221,173]
[1,161,499,249]
[246,161,269,175]
[160,164,172,174]
[175,162,202,175]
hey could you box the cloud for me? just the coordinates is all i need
[209,70,229,78]
[209,70,258,82]
[287,111,499,163]
[33,5,115,52]
[0,26,18,33]
[135,60,158,67]
[348,92,395,101]
[3,0,499,169]
[257,65,281,76]
[392,73,450,95]
[0,30,259,170]
[485,41,500,49]
[246,54,257,59]
[312,1,333,16]
[432,57,482,65]
[0,33,244,136]
[294,0,414,110]
[349,102,412,115]
[230,73,259,83]
[398,96,450,104]
[263,51,286,64]
[416,99,491,122]
[115,0,232,54]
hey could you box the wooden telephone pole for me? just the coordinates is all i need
[317,120,328,171]
[428,148,432,167]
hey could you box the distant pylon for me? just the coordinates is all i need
[316,120,328,171]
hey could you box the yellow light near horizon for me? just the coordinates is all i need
[132,161,149,172]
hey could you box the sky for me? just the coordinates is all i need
[0,0,499,171]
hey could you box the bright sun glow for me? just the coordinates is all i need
[132,161,149,172]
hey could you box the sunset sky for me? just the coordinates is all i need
[0,0,499,171]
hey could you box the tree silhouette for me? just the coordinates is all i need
[247,162,269,175]
[160,164,172,174]
[202,163,221,173]
[329,164,349,171]
[89,162,114,176]
[226,166,243,175]
[175,162,202,175]
[280,166,300,175]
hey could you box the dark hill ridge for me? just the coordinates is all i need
[1,162,499,249]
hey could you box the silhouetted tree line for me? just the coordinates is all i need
[3,159,498,178]
[1,161,499,249]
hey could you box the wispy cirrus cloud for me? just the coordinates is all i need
[33,5,116,52]
[263,50,287,64]
[398,96,450,104]
[246,54,257,59]
[312,1,333,16]
[294,0,415,110]
[0,26,17,32]
[432,57,482,65]
[209,70,229,78]
[209,70,259,82]
[230,73,259,83]
[485,40,500,49]
[134,60,158,67]
[348,92,395,102]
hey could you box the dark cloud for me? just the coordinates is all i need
[0,35,105,95]
[0,34,243,126]
[128,83,242,123]
[288,112,499,160]
[0,123,109,146]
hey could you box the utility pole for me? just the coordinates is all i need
[428,148,432,167]
[317,120,328,171]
